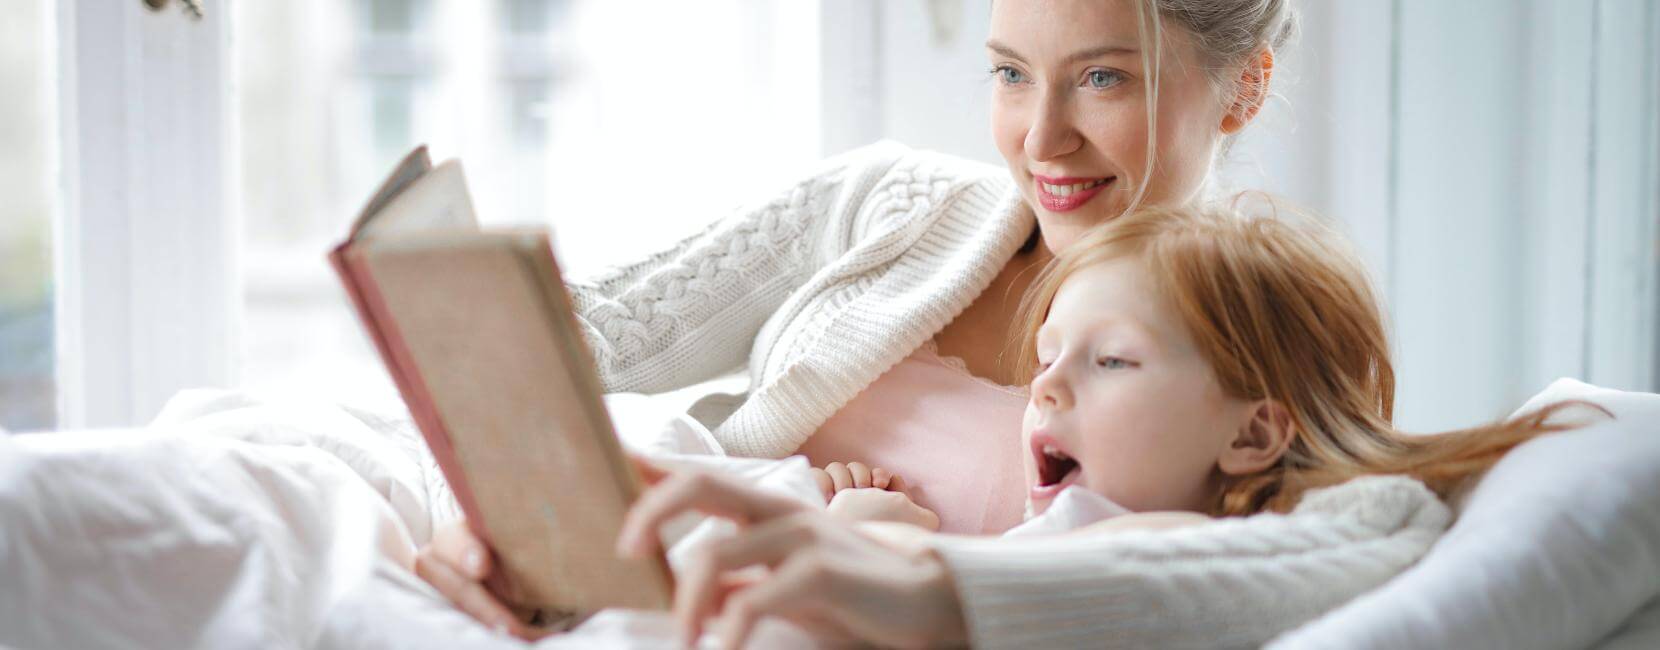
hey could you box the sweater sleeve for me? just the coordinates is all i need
[927,476,1452,649]
[567,142,908,393]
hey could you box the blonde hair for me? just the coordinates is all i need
[1119,0,1298,214]
[1013,202,1605,516]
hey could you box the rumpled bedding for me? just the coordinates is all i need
[0,388,1127,649]
[0,390,824,649]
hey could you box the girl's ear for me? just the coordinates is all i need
[1218,399,1295,476]
[1220,47,1275,135]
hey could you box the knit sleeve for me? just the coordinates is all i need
[566,142,908,393]
[927,475,1452,649]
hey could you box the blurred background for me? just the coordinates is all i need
[3,0,1656,434]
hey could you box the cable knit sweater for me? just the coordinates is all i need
[569,140,1032,458]
[938,475,1452,648]
[568,141,1451,646]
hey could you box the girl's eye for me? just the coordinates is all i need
[1096,356,1134,369]
[1084,69,1124,90]
[991,65,1028,85]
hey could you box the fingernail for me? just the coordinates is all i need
[465,548,484,574]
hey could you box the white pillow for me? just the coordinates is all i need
[1270,378,1660,649]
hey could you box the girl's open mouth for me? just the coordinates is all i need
[1034,175,1114,213]
[1030,439,1083,501]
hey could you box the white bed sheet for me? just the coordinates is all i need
[0,389,825,649]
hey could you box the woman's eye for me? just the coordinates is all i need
[1084,69,1124,90]
[1096,356,1132,369]
[992,65,1027,85]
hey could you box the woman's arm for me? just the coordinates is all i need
[568,142,909,394]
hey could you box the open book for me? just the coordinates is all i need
[328,146,673,618]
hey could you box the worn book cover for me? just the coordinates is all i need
[329,146,673,618]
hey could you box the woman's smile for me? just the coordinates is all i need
[1033,174,1115,212]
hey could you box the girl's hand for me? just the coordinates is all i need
[809,461,908,501]
[617,470,969,649]
[827,488,941,530]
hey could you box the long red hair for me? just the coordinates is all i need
[1014,202,1605,515]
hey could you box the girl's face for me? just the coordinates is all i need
[1022,258,1256,515]
[988,0,1231,253]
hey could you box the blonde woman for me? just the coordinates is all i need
[418,0,1307,640]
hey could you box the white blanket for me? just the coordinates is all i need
[0,390,829,649]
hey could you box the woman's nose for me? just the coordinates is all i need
[1024,92,1082,163]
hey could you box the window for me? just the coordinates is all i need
[0,0,56,432]
[235,0,821,401]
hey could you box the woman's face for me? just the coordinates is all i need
[988,0,1231,252]
[1022,258,1256,515]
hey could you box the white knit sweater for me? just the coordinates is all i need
[935,475,1452,648]
[569,140,1032,458]
[570,142,1450,647]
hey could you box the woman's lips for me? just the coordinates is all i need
[1034,174,1114,213]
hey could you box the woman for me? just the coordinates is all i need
[417,0,1294,642]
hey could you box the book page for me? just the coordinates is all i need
[354,159,481,241]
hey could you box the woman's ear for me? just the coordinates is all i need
[1218,399,1294,476]
[1220,47,1275,135]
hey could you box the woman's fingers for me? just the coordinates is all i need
[414,546,531,638]
[429,520,491,580]
[714,552,836,650]
[887,474,908,495]
[871,467,892,490]
[823,462,854,492]
[846,462,873,489]
[629,453,670,485]
[674,513,821,643]
[617,471,806,558]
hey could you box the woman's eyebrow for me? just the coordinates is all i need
[985,39,1140,65]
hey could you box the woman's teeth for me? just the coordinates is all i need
[1040,178,1110,196]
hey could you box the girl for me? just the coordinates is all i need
[821,202,1593,529]
[637,201,1602,647]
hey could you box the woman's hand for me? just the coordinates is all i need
[412,456,670,640]
[413,521,551,640]
[617,470,969,649]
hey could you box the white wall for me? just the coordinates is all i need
[829,0,1660,432]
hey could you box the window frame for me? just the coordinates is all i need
[55,0,238,428]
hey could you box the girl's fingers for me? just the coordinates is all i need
[871,467,892,490]
[414,546,530,638]
[617,471,805,558]
[887,474,908,495]
[810,468,835,501]
[674,514,820,643]
[824,462,854,492]
[846,462,873,489]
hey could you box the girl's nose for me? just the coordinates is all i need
[1024,92,1082,163]
[1030,363,1074,411]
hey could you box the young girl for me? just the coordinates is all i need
[813,201,1597,536]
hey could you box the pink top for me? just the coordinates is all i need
[798,340,1030,535]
